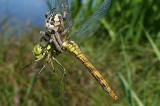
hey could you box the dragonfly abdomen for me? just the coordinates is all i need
[62,41,118,100]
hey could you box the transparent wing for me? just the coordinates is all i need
[60,0,73,29]
[45,0,62,11]
[45,0,56,10]
[71,0,111,36]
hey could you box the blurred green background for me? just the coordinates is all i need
[0,0,160,106]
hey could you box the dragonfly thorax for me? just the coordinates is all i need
[45,13,65,33]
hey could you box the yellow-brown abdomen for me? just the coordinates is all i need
[62,41,118,100]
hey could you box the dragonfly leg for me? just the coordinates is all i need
[55,32,63,48]
[52,57,66,86]
[52,57,66,75]
[38,64,46,75]
[48,58,56,74]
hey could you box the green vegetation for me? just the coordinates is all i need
[0,0,160,106]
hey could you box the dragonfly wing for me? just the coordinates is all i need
[71,0,111,36]
[45,0,53,10]
[61,0,73,29]
[45,0,62,11]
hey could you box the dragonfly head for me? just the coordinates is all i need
[32,43,52,61]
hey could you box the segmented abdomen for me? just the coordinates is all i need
[62,41,118,100]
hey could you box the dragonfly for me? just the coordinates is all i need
[32,0,118,100]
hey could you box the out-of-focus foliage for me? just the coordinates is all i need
[0,0,160,106]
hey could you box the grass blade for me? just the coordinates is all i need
[145,31,160,61]
[118,73,144,106]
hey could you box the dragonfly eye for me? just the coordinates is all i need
[32,44,45,60]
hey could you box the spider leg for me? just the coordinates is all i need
[50,33,63,52]
[61,29,70,42]
[40,31,45,35]
[61,29,68,36]
[40,31,50,41]
[55,32,63,48]
[40,31,46,40]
